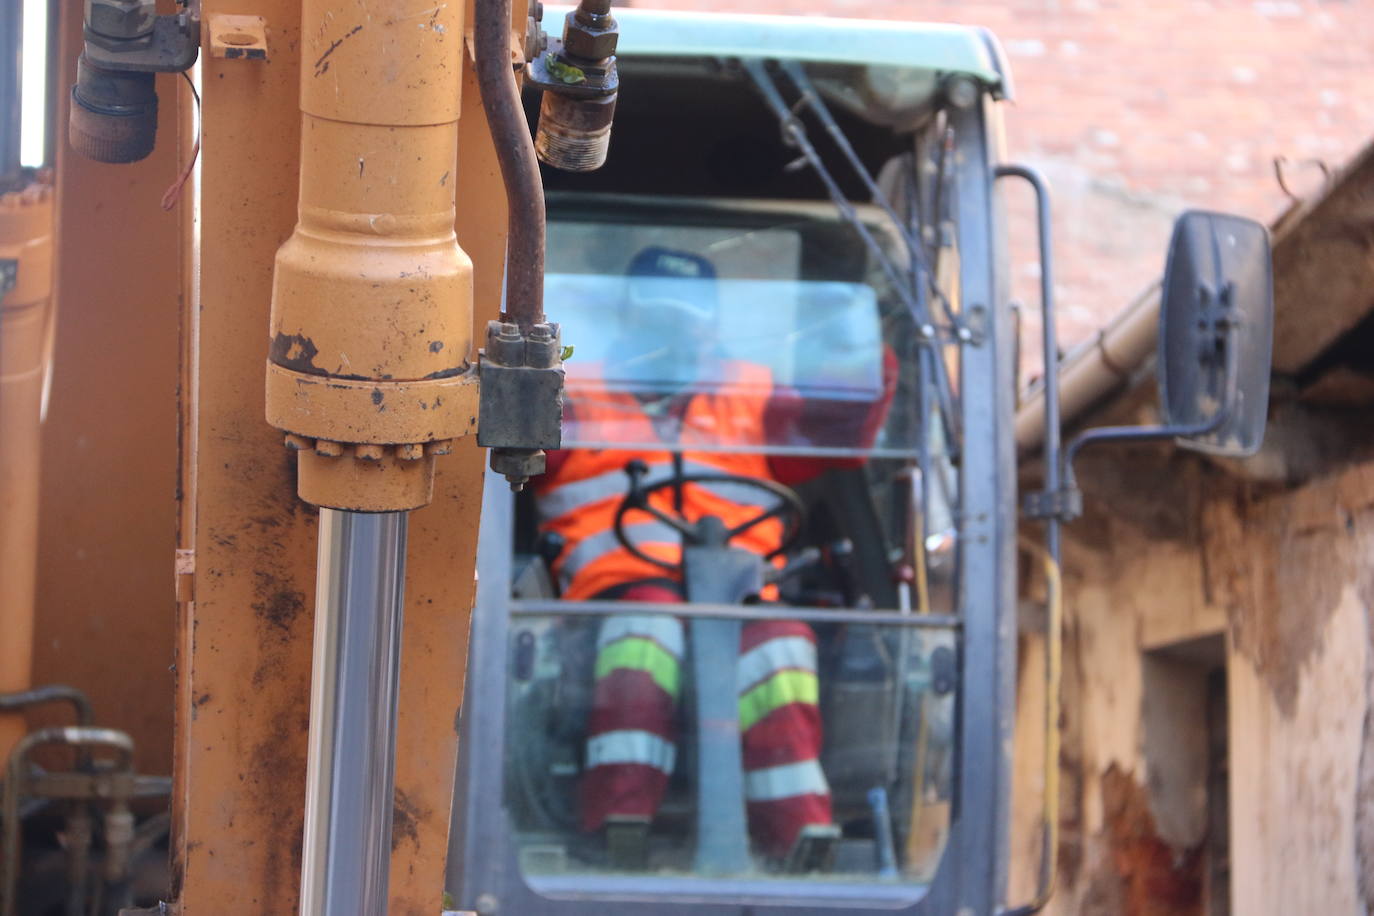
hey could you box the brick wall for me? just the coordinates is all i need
[625,0,1374,380]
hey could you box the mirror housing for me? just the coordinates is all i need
[1158,210,1273,456]
[1033,206,1275,526]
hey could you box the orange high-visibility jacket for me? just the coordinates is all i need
[534,361,786,600]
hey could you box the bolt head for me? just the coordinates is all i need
[562,10,618,61]
[487,320,521,343]
[943,74,982,110]
[426,439,454,456]
[86,0,156,40]
[490,448,546,489]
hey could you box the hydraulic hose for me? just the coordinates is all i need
[474,0,545,331]
[0,684,95,727]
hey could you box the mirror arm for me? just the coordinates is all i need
[1041,323,1241,522]
[996,163,1061,553]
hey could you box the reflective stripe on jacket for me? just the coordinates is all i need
[534,362,783,600]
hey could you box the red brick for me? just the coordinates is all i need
[627,0,1374,377]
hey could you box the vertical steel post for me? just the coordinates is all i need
[994,163,1062,916]
[993,164,1062,562]
[299,509,408,915]
[1,0,22,190]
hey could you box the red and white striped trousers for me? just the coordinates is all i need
[579,583,832,859]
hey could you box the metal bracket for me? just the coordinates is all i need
[961,303,989,347]
[0,259,16,303]
[1022,486,1082,522]
[929,645,957,695]
[208,14,268,61]
[477,320,566,489]
[84,14,200,73]
[476,328,565,452]
[1194,280,1236,363]
[525,37,619,99]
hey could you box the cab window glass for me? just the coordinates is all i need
[548,217,922,458]
[499,207,962,902]
[505,612,957,894]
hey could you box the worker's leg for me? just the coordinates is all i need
[579,583,685,833]
[738,619,832,859]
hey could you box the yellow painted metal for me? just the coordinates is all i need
[0,181,54,761]
[12,0,522,905]
[207,14,269,60]
[266,0,478,512]
[267,365,478,444]
[174,0,517,910]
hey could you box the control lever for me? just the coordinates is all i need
[829,538,873,608]
[765,546,822,586]
[623,457,650,503]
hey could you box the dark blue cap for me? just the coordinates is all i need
[627,245,718,281]
[626,246,718,322]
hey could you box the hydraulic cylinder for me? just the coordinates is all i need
[266,2,475,910]
[266,0,477,513]
[299,509,407,914]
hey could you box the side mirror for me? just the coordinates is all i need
[1158,211,1273,456]
[1038,207,1276,524]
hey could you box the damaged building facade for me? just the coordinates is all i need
[1010,142,1374,914]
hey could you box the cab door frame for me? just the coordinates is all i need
[447,97,1015,916]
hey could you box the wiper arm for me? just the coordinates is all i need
[778,61,963,335]
[743,58,961,453]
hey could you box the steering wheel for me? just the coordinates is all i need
[612,459,807,572]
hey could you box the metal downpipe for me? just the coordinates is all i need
[299,510,408,915]
[1015,283,1160,454]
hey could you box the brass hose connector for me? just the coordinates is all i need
[527,0,620,172]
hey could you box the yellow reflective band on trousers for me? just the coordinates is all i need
[738,670,819,731]
[595,636,681,699]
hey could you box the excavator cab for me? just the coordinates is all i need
[450,10,1018,913]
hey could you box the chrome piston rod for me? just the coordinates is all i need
[300,509,408,915]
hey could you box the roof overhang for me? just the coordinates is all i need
[1017,136,1374,453]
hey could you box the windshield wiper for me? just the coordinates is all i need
[743,58,962,454]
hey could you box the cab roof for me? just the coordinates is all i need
[546,5,1009,94]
